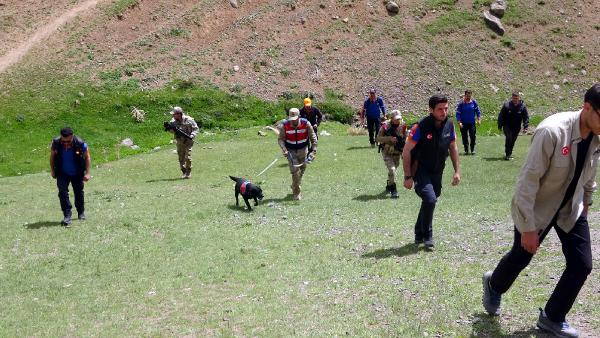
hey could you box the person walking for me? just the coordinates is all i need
[168,106,199,179]
[402,94,461,250]
[49,127,91,226]
[360,89,386,147]
[498,91,530,160]
[482,84,600,338]
[278,108,318,200]
[376,110,407,198]
[299,97,323,157]
[455,90,481,155]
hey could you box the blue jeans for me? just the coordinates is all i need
[56,174,85,216]
[414,170,442,241]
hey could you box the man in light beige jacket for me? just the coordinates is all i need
[482,84,600,338]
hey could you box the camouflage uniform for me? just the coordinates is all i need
[278,118,318,200]
[376,119,406,197]
[170,114,199,177]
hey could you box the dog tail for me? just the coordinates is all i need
[229,175,241,183]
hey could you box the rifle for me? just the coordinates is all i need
[164,121,194,141]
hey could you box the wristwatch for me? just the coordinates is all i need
[404,176,413,180]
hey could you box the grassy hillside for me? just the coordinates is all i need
[1,125,598,336]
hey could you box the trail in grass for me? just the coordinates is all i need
[0,0,103,73]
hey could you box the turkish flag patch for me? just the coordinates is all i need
[427,133,433,140]
[562,146,570,156]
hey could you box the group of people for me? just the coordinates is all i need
[49,84,599,338]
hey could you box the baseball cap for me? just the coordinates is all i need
[391,109,402,120]
[171,106,183,115]
[369,88,376,94]
[303,97,312,106]
[288,108,300,121]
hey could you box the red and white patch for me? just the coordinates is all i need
[426,133,433,140]
[562,146,570,156]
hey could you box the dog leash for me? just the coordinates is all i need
[256,157,279,177]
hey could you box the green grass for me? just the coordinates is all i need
[424,10,478,35]
[0,77,354,177]
[1,123,598,336]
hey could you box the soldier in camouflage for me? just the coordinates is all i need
[376,110,407,198]
[278,108,318,200]
[168,106,199,179]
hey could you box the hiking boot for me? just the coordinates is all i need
[470,151,476,156]
[390,183,399,199]
[482,271,502,316]
[504,155,510,161]
[385,183,391,192]
[61,214,72,227]
[414,238,423,245]
[424,239,435,251]
[78,212,86,221]
[537,308,579,338]
[293,193,302,201]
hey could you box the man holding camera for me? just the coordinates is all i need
[377,110,407,198]
[168,106,199,179]
[49,127,91,226]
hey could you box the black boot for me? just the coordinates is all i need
[385,182,391,192]
[390,183,399,199]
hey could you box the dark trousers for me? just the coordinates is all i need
[367,117,380,145]
[414,170,443,241]
[56,174,85,216]
[308,126,318,154]
[460,123,476,152]
[503,127,520,157]
[490,215,592,322]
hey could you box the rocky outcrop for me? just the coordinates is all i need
[490,0,507,18]
[483,10,505,35]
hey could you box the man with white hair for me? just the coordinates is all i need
[168,106,199,179]
[377,110,407,198]
[277,108,318,200]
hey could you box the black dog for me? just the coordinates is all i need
[229,176,264,211]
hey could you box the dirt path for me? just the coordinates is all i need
[0,0,103,74]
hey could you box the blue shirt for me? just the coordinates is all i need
[363,97,386,119]
[61,143,88,176]
[455,99,481,124]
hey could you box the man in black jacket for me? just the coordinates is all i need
[402,95,461,250]
[49,127,91,226]
[498,92,529,160]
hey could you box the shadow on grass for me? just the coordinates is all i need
[361,243,422,259]
[482,157,507,162]
[24,221,61,229]
[262,194,296,204]
[470,312,548,337]
[346,146,373,151]
[353,191,388,201]
[226,204,252,212]
[146,178,183,183]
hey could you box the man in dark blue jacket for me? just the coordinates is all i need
[360,89,386,147]
[402,95,461,250]
[49,127,91,226]
[455,90,481,155]
[498,92,529,160]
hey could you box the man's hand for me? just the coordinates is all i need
[583,204,589,218]
[521,231,540,254]
[83,173,91,182]
[403,177,414,190]
[451,172,461,186]
[458,122,463,129]
[391,137,398,144]
[476,118,481,126]
[51,171,56,179]
[282,150,289,157]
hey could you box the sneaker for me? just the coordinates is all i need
[184,173,191,179]
[470,151,476,156]
[482,271,502,316]
[414,238,423,245]
[537,308,579,338]
[504,155,510,161]
[390,183,399,199]
[424,239,435,251]
[181,174,187,179]
[293,194,302,201]
[78,212,86,221]
[61,214,72,227]
[385,184,391,192]
[370,143,376,148]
